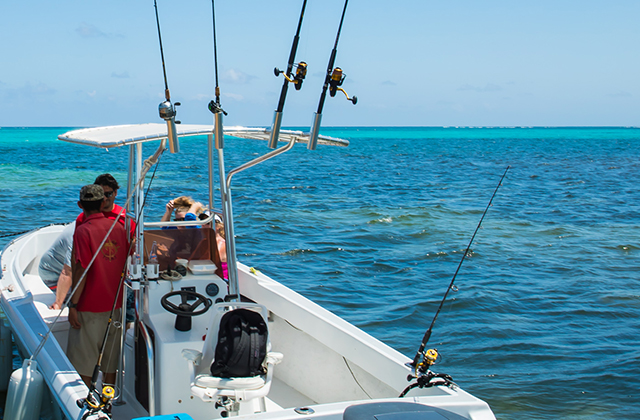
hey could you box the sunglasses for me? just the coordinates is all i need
[104,191,114,198]
[174,217,185,222]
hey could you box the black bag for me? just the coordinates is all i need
[210,308,268,378]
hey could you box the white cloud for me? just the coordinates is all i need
[111,71,130,79]
[458,83,503,92]
[76,23,107,38]
[223,92,244,101]
[222,69,256,85]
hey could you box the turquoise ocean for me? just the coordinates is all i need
[0,126,638,419]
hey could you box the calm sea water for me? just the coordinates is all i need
[0,126,638,419]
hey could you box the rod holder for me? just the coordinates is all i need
[214,112,224,149]
[268,111,283,149]
[308,112,322,151]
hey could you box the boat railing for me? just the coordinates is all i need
[144,214,215,229]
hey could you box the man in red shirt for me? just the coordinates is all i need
[67,184,129,387]
[76,173,136,236]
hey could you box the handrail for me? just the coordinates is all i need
[143,214,215,229]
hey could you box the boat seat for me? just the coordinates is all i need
[182,302,282,408]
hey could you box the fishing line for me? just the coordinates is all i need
[409,166,511,372]
[29,143,167,415]
[84,149,166,399]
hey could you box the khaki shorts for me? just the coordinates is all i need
[67,309,122,377]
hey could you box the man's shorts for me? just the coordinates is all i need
[67,309,122,377]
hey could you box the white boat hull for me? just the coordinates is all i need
[1,225,495,420]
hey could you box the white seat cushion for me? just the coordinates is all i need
[194,374,266,390]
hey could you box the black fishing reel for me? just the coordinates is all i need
[399,349,456,397]
[274,61,307,90]
[78,385,115,419]
[208,99,228,116]
[329,67,357,104]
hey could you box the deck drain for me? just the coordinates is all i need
[294,407,315,415]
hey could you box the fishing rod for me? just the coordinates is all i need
[207,0,227,119]
[308,0,356,151]
[77,153,166,416]
[404,166,511,392]
[154,0,180,154]
[268,0,309,149]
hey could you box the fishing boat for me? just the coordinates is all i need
[0,123,496,420]
[0,2,497,419]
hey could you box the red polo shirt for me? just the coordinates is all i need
[73,213,128,312]
[76,203,136,238]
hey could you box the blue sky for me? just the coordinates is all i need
[1,1,639,127]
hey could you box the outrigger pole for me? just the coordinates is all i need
[268,0,309,149]
[154,0,181,153]
[408,166,511,379]
[308,0,356,151]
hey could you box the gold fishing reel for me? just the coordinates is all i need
[79,385,116,418]
[274,61,308,90]
[329,67,357,104]
[400,348,455,396]
[101,386,115,405]
[414,348,439,375]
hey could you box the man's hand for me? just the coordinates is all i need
[49,302,62,310]
[68,308,81,329]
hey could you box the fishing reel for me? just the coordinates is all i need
[158,99,181,123]
[208,86,228,116]
[158,93,181,154]
[274,61,307,90]
[78,385,115,419]
[399,349,456,397]
[208,100,228,116]
[329,67,357,104]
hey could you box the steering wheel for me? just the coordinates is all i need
[161,290,211,317]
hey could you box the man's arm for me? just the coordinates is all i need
[49,264,71,310]
[68,246,86,329]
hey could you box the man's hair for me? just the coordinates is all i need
[80,199,103,212]
[94,173,119,190]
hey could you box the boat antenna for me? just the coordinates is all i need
[268,0,309,149]
[308,0,356,151]
[407,166,511,381]
[207,0,227,118]
[154,0,181,153]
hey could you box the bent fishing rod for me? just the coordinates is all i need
[308,0,357,150]
[408,166,511,378]
[154,0,181,153]
[268,0,309,149]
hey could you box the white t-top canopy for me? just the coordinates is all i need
[58,123,348,148]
